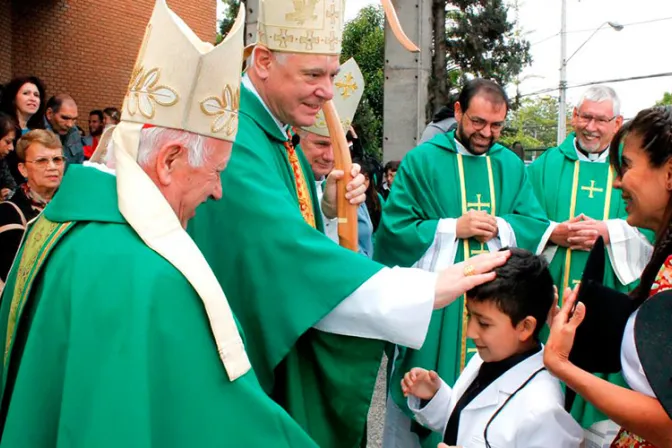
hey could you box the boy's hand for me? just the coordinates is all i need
[401,367,441,400]
[438,444,461,448]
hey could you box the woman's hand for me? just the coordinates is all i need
[544,285,586,376]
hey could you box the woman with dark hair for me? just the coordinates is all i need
[359,160,383,233]
[103,107,121,126]
[0,112,16,200]
[545,106,672,447]
[0,76,47,186]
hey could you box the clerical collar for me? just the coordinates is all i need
[574,138,608,163]
[455,136,486,158]
[242,74,290,137]
[443,344,542,445]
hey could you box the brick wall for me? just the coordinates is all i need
[0,1,11,83]
[7,0,216,133]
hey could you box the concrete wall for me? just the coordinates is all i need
[2,0,216,133]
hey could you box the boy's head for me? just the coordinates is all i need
[465,248,554,362]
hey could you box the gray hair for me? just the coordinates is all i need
[577,86,621,117]
[104,126,211,168]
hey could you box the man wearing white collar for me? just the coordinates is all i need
[527,85,654,444]
[374,78,549,448]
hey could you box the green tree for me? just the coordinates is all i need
[500,96,571,151]
[341,6,385,159]
[656,91,672,106]
[218,0,241,41]
[430,0,532,114]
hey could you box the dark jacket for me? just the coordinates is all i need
[0,187,42,282]
[45,119,84,166]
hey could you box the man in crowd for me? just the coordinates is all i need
[83,109,104,159]
[45,94,84,165]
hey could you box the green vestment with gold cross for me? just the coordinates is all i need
[374,131,549,448]
[0,165,318,447]
[188,85,387,448]
[528,133,654,429]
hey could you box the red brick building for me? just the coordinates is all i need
[0,0,216,133]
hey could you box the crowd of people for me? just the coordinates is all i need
[0,0,670,447]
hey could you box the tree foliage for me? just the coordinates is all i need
[218,0,241,39]
[500,96,570,150]
[656,92,672,107]
[341,6,385,159]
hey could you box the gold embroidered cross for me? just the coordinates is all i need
[326,2,340,24]
[335,73,358,98]
[300,30,319,51]
[273,29,294,48]
[470,243,489,255]
[467,194,491,212]
[572,280,581,286]
[581,180,604,199]
[326,31,341,51]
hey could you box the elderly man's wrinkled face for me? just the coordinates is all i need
[47,100,78,136]
[173,138,231,228]
[301,131,334,179]
[255,49,340,128]
[572,100,623,153]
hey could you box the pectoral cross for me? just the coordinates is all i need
[470,243,489,255]
[335,73,358,98]
[467,194,490,212]
[581,180,604,199]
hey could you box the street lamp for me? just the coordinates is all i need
[557,1,624,145]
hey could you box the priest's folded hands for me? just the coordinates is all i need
[456,209,499,243]
[433,250,511,310]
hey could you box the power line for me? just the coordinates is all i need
[519,72,672,98]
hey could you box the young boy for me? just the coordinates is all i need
[402,248,583,448]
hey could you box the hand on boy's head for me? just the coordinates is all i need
[544,284,586,373]
[401,368,441,400]
[434,250,511,310]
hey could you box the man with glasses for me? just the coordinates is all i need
[375,78,549,448]
[45,94,84,166]
[527,86,653,445]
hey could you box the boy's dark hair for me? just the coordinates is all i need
[384,160,400,174]
[467,248,553,339]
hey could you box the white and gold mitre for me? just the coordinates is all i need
[121,0,244,141]
[256,0,346,55]
[302,58,364,137]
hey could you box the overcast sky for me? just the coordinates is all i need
[220,0,672,118]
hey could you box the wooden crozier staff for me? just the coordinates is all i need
[325,0,420,252]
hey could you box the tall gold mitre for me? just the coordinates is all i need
[257,0,346,55]
[301,58,364,137]
[109,0,251,382]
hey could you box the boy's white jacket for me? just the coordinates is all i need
[408,348,583,448]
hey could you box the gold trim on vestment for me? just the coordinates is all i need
[456,153,495,371]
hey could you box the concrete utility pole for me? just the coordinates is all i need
[557,0,568,145]
[382,0,432,163]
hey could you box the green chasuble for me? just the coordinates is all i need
[0,166,317,447]
[527,133,653,429]
[374,131,548,448]
[188,85,385,448]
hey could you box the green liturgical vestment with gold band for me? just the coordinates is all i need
[0,166,318,447]
[374,131,549,448]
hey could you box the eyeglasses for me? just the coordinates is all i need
[25,156,66,167]
[465,113,505,132]
[577,112,617,126]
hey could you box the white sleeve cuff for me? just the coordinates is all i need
[495,217,516,248]
[408,378,452,433]
[414,218,458,272]
[536,221,559,256]
[605,219,653,285]
[313,267,436,348]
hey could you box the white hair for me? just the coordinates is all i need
[137,127,211,167]
[577,86,621,116]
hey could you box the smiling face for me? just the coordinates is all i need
[15,82,41,119]
[613,132,672,232]
[572,99,623,153]
[454,95,507,155]
[465,297,536,363]
[301,131,334,179]
[251,48,340,128]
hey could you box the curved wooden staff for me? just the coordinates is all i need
[323,100,358,252]
[381,0,420,52]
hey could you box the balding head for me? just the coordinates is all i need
[46,94,78,135]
